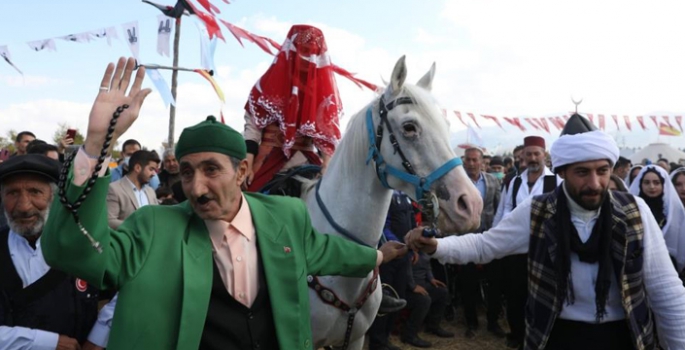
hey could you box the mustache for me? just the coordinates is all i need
[196,195,213,204]
[580,189,603,196]
[10,209,41,220]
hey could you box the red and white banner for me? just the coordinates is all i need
[598,114,606,131]
[663,116,673,129]
[611,115,620,131]
[481,114,503,129]
[676,116,683,132]
[547,117,561,130]
[503,117,526,132]
[624,115,632,131]
[650,116,659,129]
[467,113,481,129]
[524,117,540,130]
[636,116,647,130]
[538,118,550,133]
[587,114,594,124]
[453,111,468,127]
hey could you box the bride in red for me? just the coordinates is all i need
[243,25,343,192]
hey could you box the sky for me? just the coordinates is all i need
[2,0,685,154]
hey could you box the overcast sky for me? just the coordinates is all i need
[2,0,685,152]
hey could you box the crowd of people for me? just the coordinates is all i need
[2,23,685,350]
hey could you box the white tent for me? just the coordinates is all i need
[628,143,685,164]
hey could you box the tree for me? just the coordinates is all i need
[52,123,85,145]
[0,130,17,153]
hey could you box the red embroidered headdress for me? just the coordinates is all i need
[245,25,342,157]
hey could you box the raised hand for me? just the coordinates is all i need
[84,57,152,156]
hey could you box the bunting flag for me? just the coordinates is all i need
[453,111,468,127]
[562,115,570,122]
[219,19,274,55]
[649,115,659,129]
[659,122,682,136]
[623,115,632,131]
[156,14,173,57]
[598,114,606,130]
[121,21,140,59]
[611,115,620,130]
[502,117,526,132]
[555,116,566,129]
[636,116,647,130]
[0,45,23,75]
[193,17,217,73]
[547,117,560,130]
[587,113,594,124]
[538,118,550,133]
[663,116,673,129]
[179,0,225,41]
[59,32,92,43]
[676,116,683,132]
[146,69,175,107]
[467,113,481,128]
[330,64,379,91]
[524,117,540,130]
[481,114,503,129]
[27,39,56,52]
[194,69,225,102]
[90,26,119,46]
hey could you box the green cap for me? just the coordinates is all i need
[175,116,247,161]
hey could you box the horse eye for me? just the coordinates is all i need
[402,122,417,136]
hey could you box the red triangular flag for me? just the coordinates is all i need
[636,116,647,130]
[453,111,468,127]
[676,116,683,132]
[467,113,481,128]
[503,117,526,132]
[524,117,540,130]
[611,115,619,130]
[623,116,632,131]
[650,116,659,129]
[481,114,503,129]
[598,114,606,130]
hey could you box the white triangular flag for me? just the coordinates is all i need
[0,45,23,75]
[121,21,140,59]
[91,27,119,46]
[27,39,57,52]
[60,32,92,43]
[156,15,173,57]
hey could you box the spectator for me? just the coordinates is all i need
[671,168,685,208]
[12,131,36,157]
[110,139,160,189]
[613,156,631,179]
[106,150,160,229]
[158,149,180,190]
[608,174,628,192]
[26,140,60,161]
[657,158,671,173]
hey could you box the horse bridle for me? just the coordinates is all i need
[365,94,463,232]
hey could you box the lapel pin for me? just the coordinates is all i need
[284,246,292,253]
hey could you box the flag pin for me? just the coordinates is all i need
[284,246,291,253]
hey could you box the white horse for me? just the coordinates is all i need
[304,56,484,349]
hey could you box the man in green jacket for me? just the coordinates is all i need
[41,57,406,350]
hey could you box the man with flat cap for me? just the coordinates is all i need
[0,154,109,350]
[406,114,685,349]
[492,135,562,349]
[40,57,406,350]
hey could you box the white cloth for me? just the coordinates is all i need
[0,45,23,75]
[26,39,56,52]
[156,14,173,57]
[625,165,644,186]
[146,69,176,107]
[433,192,685,349]
[90,26,119,46]
[59,32,92,43]
[0,231,111,349]
[492,166,561,226]
[121,21,140,59]
[550,130,619,172]
[629,165,685,272]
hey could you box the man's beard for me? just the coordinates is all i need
[137,173,150,186]
[527,162,541,173]
[4,207,50,238]
[568,187,608,211]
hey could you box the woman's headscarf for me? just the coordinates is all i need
[625,164,644,187]
[629,165,685,271]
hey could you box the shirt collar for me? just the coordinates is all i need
[124,175,141,191]
[8,229,41,253]
[205,194,254,244]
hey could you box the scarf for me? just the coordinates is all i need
[556,187,614,322]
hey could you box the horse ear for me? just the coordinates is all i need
[386,55,407,98]
[417,62,436,91]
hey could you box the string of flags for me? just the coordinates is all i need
[446,111,683,136]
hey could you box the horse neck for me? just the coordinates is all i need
[311,132,393,247]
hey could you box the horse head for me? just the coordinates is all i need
[370,56,483,234]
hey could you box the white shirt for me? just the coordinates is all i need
[493,167,561,227]
[0,231,111,350]
[433,190,685,349]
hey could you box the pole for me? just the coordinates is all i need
[168,17,182,150]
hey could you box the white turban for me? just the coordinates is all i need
[550,130,619,172]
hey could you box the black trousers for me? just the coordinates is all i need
[404,283,448,338]
[503,254,527,342]
[545,319,634,350]
[368,255,410,349]
[459,260,506,328]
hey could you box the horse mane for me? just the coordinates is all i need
[300,83,449,199]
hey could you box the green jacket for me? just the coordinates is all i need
[42,173,377,350]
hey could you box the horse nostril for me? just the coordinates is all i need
[458,195,468,212]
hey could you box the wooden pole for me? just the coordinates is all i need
[168,17,182,150]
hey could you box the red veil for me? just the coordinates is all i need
[245,25,342,157]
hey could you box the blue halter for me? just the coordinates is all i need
[364,97,463,201]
